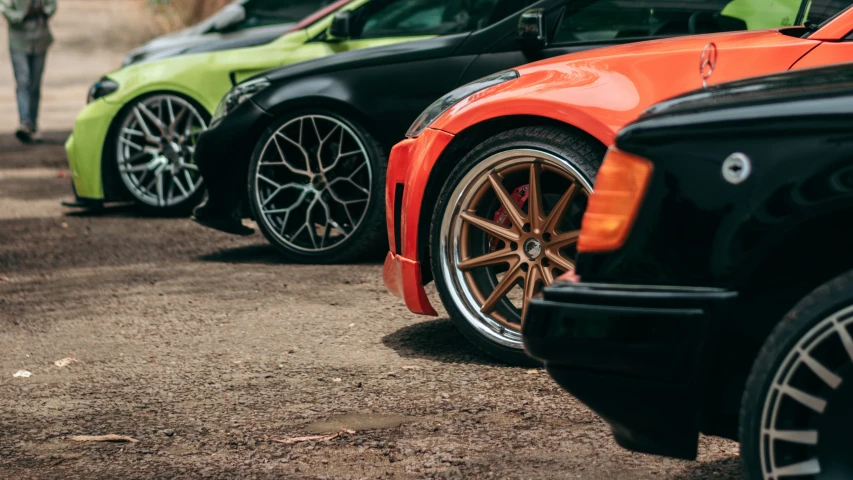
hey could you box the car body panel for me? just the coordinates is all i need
[122,0,336,65]
[430,28,821,141]
[523,62,853,459]
[66,0,436,201]
[385,5,853,317]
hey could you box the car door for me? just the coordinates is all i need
[459,0,809,84]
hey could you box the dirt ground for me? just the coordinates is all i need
[0,2,743,479]
[0,135,745,480]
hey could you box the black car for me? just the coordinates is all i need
[523,63,853,479]
[193,0,756,263]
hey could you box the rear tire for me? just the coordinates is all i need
[430,125,604,365]
[740,270,853,480]
[247,110,387,264]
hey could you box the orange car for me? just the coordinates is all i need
[384,1,853,364]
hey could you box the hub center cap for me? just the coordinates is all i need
[312,175,327,191]
[523,238,543,260]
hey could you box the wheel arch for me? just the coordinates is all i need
[417,115,607,284]
[100,90,211,203]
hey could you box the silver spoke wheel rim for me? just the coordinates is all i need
[253,115,372,253]
[439,149,592,349]
[760,304,853,479]
[117,95,207,207]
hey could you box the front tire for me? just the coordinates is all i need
[430,126,604,365]
[248,111,387,264]
[740,270,853,480]
[111,93,209,216]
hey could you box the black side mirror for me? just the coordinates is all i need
[517,8,547,49]
[328,11,351,40]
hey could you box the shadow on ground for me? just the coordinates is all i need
[382,318,505,367]
[671,457,743,479]
[0,131,70,169]
[198,244,283,265]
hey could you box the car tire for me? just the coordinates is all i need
[247,110,387,264]
[109,93,209,216]
[430,126,604,365]
[740,270,853,480]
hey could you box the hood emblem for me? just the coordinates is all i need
[700,42,718,89]
[722,152,751,184]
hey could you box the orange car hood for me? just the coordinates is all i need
[433,28,820,145]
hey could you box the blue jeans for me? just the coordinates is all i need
[10,50,47,128]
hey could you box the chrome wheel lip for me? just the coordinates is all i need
[759,304,853,479]
[116,95,207,208]
[253,114,373,254]
[439,148,593,349]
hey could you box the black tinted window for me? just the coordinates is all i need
[804,0,853,24]
[240,0,336,30]
[354,0,506,38]
[553,0,813,44]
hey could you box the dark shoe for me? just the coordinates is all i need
[191,204,254,236]
[15,124,32,144]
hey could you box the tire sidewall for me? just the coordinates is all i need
[430,126,604,366]
[247,109,387,264]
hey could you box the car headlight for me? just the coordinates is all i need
[406,70,519,138]
[87,78,120,104]
[212,78,271,125]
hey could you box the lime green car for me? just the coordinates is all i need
[65,0,444,214]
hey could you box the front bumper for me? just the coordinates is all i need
[382,128,454,316]
[194,99,273,213]
[523,282,736,460]
[65,99,124,201]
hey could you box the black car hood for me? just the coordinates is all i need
[257,33,470,84]
[640,62,853,120]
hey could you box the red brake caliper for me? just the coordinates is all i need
[489,184,529,252]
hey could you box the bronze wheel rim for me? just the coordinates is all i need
[439,149,591,348]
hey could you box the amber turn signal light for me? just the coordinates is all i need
[578,147,653,253]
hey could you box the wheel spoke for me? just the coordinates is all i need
[136,103,167,135]
[799,350,842,389]
[527,163,545,228]
[545,250,575,273]
[155,170,165,207]
[460,211,520,243]
[273,133,312,177]
[833,317,853,362]
[132,107,160,143]
[521,265,543,324]
[550,231,580,249]
[767,429,819,446]
[543,183,578,233]
[488,173,525,230]
[172,174,189,197]
[779,384,827,413]
[458,248,517,271]
[772,459,821,477]
[480,262,523,315]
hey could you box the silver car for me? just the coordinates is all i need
[123,0,334,66]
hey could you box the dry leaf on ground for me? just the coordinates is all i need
[268,429,356,445]
[54,358,78,368]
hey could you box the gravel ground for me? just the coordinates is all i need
[0,136,745,479]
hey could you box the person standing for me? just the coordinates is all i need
[1,0,56,143]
